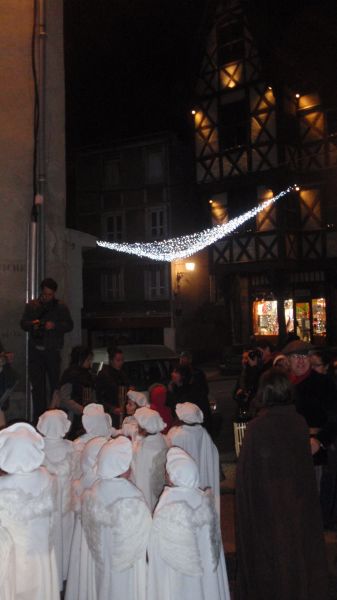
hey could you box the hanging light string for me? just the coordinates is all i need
[97,186,293,262]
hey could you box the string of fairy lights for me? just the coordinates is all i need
[96,186,295,262]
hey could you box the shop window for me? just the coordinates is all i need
[295,302,311,342]
[312,298,326,337]
[284,299,294,333]
[253,300,279,336]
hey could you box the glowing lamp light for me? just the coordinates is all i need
[295,93,300,99]
[191,109,196,115]
[209,199,213,204]
[295,185,300,191]
[97,187,293,262]
[185,262,195,272]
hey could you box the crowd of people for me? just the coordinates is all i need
[0,277,335,598]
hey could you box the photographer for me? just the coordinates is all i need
[20,278,73,422]
[234,341,274,420]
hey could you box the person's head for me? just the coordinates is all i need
[166,447,199,488]
[255,368,294,409]
[125,390,148,415]
[179,351,192,367]
[309,349,331,375]
[134,407,166,435]
[171,365,190,385]
[257,340,274,364]
[37,409,71,439]
[149,383,167,409]
[96,436,132,479]
[282,340,313,377]
[70,346,93,369]
[175,402,204,425]
[0,423,45,474]
[272,354,290,373]
[108,347,124,370]
[40,278,57,303]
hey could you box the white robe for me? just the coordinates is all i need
[131,432,167,511]
[147,485,230,600]
[0,467,59,600]
[65,468,98,600]
[42,437,74,588]
[166,424,220,515]
[82,477,151,600]
[0,526,15,600]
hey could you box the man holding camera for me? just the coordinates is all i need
[20,278,73,422]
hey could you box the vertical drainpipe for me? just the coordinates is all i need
[26,0,47,420]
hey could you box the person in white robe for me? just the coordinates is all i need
[131,407,168,511]
[166,402,220,515]
[147,447,231,600]
[65,436,107,600]
[82,436,152,600]
[0,526,15,600]
[0,423,59,600]
[116,390,149,441]
[37,409,74,590]
[72,403,113,477]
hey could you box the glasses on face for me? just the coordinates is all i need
[290,354,309,361]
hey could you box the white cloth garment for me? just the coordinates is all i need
[82,437,151,600]
[0,423,59,600]
[37,410,74,589]
[72,404,112,478]
[0,526,15,600]
[167,405,220,515]
[147,447,230,600]
[131,432,168,511]
[65,436,107,600]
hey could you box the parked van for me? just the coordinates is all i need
[92,344,178,391]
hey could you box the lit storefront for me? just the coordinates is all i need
[252,297,326,343]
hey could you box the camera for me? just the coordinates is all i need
[248,349,263,361]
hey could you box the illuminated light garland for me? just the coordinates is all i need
[97,187,293,262]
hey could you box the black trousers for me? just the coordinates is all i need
[28,346,61,422]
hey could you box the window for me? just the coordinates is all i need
[218,100,248,150]
[104,213,124,242]
[144,265,169,300]
[253,300,279,336]
[147,207,167,240]
[217,20,244,66]
[312,298,326,337]
[146,146,164,184]
[101,269,124,301]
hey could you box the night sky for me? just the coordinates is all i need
[64,0,337,149]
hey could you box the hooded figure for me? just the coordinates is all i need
[118,389,149,442]
[166,402,220,515]
[72,403,113,478]
[149,383,173,434]
[0,526,15,600]
[147,447,230,600]
[131,407,168,511]
[37,409,74,590]
[65,436,107,600]
[0,423,59,600]
[82,436,152,600]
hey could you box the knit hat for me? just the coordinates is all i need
[37,409,71,439]
[175,402,204,424]
[0,423,44,474]
[134,407,166,434]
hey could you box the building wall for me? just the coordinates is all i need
[0,1,73,415]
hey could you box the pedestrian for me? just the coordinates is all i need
[147,446,231,600]
[96,346,128,427]
[0,423,59,600]
[131,407,167,511]
[166,401,220,515]
[236,368,329,600]
[37,409,74,591]
[120,389,149,441]
[20,277,73,422]
[65,436,107,600]
[149,383,173,434]
[72,403,113,478]
[82,436,151,600]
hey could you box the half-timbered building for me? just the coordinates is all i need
[193,0,337,347]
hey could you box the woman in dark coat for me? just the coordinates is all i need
[235,368,328,600]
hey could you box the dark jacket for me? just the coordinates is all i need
[236,404,328,600]
[20,298,73,350]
